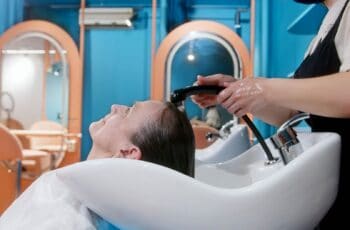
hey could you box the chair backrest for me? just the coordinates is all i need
[0,124,22,214]
[0,124,22,161]
[1,118,30,149]
[29,120,66,149]
[0,168,18,214]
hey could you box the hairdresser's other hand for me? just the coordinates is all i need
[217,77,268,117]
[191,74,236,108]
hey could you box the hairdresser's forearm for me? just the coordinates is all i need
[265,72,350,118]
[252,105,298,127]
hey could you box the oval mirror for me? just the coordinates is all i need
[152,21,252,148]
[0,20,82,167]
[168,31,241,124]
[1,33,68,127]
[151,21,252,124]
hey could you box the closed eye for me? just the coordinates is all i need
[126,105,135,117]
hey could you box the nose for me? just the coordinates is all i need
[111,104,129,113]
[111,104,119,113]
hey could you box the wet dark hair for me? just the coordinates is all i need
[131,102,195,177]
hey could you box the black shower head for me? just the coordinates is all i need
[170,84,277,164]
[170,85,225,107]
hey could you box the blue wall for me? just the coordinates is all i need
[0,0,24,34]
[82,15,155,159]
[1,0,327,157]
[256,0,315,77]
[187,0,251,48]
[254,0,324,138]
[24,1,166,159]
[22,0,255,159]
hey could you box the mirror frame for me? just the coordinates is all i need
[151,20,252,101]
[0,20,82,166]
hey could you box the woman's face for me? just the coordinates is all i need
[88,101,165,159]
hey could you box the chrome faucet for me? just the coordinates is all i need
[277,112,311,133]
[271,112,310,165]
[205,120,237,142]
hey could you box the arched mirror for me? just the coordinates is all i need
[152,21,252,147]
[1,32,69,127]
[0,20,82,167]
[169,31,242,124]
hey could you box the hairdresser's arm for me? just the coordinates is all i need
[264,71,350,117]
[191,74,298,126]
[218,71,350,126]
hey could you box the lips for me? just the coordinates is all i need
[101,118,106,125]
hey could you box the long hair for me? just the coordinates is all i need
[131,102,195,177]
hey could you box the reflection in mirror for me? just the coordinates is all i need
[46,61,65,123]
[0,21,82,212]
[0,91,15,118]
[167,32,241,128]
[0,33,69,129]
[0,91,30,147]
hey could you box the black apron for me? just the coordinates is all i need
[294,1,349,227]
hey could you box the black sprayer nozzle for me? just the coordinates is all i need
[170,85,225,106]
[170,85,277,163]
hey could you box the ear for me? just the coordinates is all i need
[120,146,142,160]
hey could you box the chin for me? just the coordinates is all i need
[88,123,95,136]
[89,120,101,137]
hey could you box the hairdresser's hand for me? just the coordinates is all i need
[217,77,268,117]
[191,74,236,108]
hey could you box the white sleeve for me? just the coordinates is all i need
[335,3,350,72]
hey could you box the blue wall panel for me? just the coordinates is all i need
[24,7,80,45]
[187,5,251,50]
[254,0,321,138]
[0,0,24,34]
[18,0,327,156]
[81,24,153,159]
[24,4,159,159]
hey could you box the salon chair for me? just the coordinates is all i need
[29,120,67,169]
[0,124,50,214]
[1,118,30,149]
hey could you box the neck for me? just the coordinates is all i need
[324,0,337,8]
[87,145,112,160]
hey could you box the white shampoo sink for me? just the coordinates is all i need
[196,124,251,163]
[56,132,340,230]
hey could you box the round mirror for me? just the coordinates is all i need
[152,21,252,127]
[0,32,69,128]
[0,21,82,212]
[0,20,82,167]
[152,21,252,149]
[167,31,241,125]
